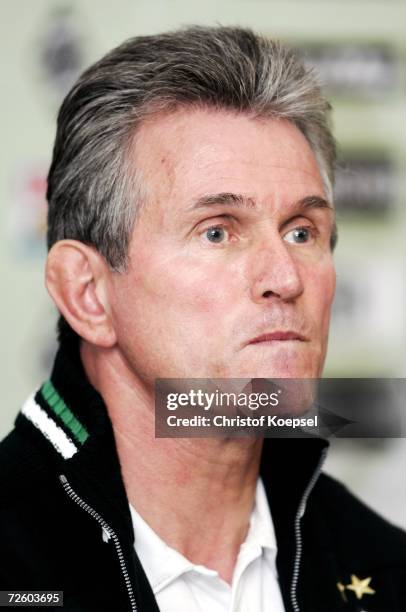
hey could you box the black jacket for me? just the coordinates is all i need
[1,338,406,612]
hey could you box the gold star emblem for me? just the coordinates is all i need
[346,574,375,600]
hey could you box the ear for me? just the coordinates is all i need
[45,240,117,347]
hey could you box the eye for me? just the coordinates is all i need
[204,226,228,243]
[283,226,314,244]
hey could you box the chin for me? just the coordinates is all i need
[235,343,324,380]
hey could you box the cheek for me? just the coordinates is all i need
[321,260,336,307]
[318,268,336,335]
[302,258,336,324]
[111,251,242,357]
[146,252,241,318]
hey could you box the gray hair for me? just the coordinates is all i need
[47,25,337,276]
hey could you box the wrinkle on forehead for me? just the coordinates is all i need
[131,108,327,223]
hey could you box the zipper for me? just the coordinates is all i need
[59,474,138,612]
[290,447,328,612]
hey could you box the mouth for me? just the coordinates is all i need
[247,331,308,345]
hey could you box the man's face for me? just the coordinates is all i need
[108,108,336,384]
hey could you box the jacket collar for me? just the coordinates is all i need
[20,335,329,555]
[24,336,135,543]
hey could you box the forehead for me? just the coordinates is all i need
[132,108,326,214]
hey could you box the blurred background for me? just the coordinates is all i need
[0,0,405,527]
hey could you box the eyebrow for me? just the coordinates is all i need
[188,191,338,250]
[190,192,257,210]
[188,192,333,212]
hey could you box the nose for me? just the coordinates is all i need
[248,235,304,304]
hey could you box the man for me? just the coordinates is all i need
[0,25,405,612]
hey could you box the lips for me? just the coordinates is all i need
[248,331,308,344]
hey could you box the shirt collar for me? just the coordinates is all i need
[248,477,277,552]
[130,476,278,593]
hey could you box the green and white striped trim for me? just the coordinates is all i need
[21,381,89,460]
[41,380,89,445]
[22,394,78,459]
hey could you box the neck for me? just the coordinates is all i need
[81,342,263,584]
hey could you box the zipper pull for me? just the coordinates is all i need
[102,526,112,543]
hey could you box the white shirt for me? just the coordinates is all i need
[129,478,286,612]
